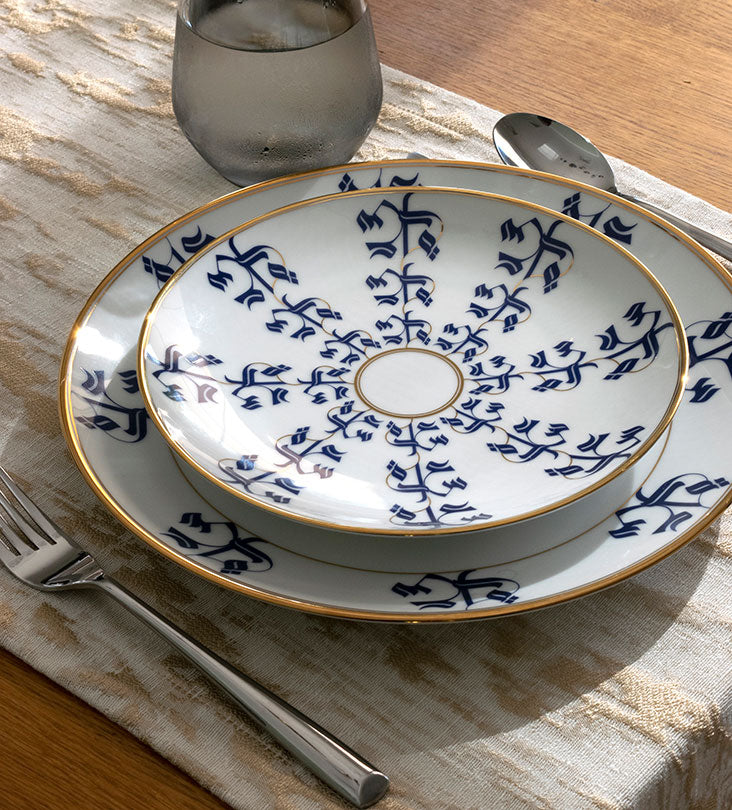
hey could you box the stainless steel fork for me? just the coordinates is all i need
[0,464,388,808]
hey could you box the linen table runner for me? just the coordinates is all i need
[1,2,731,808]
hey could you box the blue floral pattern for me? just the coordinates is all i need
[561,191,638,244]
[610,473,730,538]
[684,311,732,403]
[162,512,272,575]
[142,227,216,287]
[141,189,683,529]
[74,369,148,443]
[392,571,520,610]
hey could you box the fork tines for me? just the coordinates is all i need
[0,464,61,553]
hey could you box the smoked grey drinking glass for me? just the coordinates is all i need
[172,0,383,186]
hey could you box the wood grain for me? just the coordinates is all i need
[1,2,729,809]
[0,650,228,810]
[369,0,732,212]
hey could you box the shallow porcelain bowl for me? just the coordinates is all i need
[138,187,686,537]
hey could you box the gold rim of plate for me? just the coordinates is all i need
[58,160,731,622]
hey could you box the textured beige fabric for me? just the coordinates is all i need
[1,2,732,808]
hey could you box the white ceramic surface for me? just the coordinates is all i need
[139,188,685,535]
[60,161,732,621]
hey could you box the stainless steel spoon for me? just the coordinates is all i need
[492,113,732,262]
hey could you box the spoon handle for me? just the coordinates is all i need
[616,192,732,262]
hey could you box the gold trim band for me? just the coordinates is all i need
[58,159,731,622]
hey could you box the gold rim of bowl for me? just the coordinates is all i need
[136,185,689,536]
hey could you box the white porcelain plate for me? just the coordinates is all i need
[60,161,732,621]
[139,188,685,535]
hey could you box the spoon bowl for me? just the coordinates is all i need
[492,113,617,191]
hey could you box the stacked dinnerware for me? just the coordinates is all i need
[61,160,732,622]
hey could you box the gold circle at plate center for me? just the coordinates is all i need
[352,347,465,418]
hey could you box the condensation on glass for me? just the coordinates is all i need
[173,0,383,186]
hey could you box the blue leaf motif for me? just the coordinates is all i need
[495,252,524,274]
[162,527,200,549]
[239,396,262,410]
[207,268,233,292]
[542,261,561,292]
[500,219,524,242]
[142,255,175,284]
[76,414,121,432]
[117,370,139,394]
[356,209,384,232]
[387,460,407,481]
[180,226,215,254]
[81,369,107,396]
[291,426,309,445]
[701,313,732,340]
[163,385,185,402]
[321,444,345,462]
[338,173,357,192]
[602,216,637,244]
[418,229,440,260]
[234,287,266,309]
[604,357,638,380]
[687,377,720,403]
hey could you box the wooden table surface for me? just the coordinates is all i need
[1,1,730,808]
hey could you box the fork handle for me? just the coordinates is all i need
[92,578,388,808]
